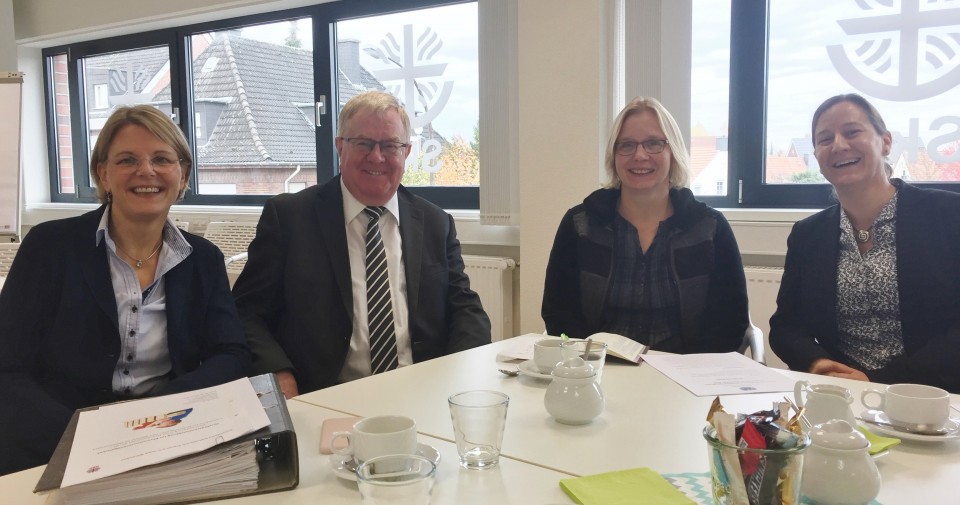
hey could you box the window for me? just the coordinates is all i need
[684,1,960,207]
[690,0,731,199]
[44,34,176,201]
[45,52,74,194]
[41,0,479,208]
[336,3,479,191]
[726,0,960,207]
[186,19,316,197]
[766,1,960,185]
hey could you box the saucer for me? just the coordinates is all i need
[330,442,441,481]
[518,359,553,380]
[858,410,960,442]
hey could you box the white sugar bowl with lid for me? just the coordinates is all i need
[801,419,881,505]
[544,356,604,425]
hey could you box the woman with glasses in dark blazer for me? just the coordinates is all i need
[542,96,749,353]
[0,105,250,475]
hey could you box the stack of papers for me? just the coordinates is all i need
[41,378,271,505]
[57,442,259,505]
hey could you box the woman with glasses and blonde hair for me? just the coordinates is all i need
[0,105,249,475]
[770,93,960,392]
[542,97,749,352]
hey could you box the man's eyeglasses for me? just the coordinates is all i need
[341,137,410,157]
[110,155,182,172]
[614,139,669,156]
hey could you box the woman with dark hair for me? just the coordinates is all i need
[542,97,749,353]
[0,105,250,475]
[770,93,960,392]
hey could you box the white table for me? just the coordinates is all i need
[1,401,576,504]
[295,339,960,504]
[6,341,957,504]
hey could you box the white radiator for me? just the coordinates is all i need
[462,255,517,342]
[744,266,786,369]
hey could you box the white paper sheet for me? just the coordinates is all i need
[640,352,796,396]
[61,378,269,487]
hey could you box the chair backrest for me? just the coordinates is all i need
[739,317,767,365]
[203,222,258,275]
[0,242,19,277]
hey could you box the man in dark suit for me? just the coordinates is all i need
[233,91,491,398]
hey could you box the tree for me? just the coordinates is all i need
[790,170,826,184]
[433,136,479,186]
[284,20,302,48]
[471,120,479,158]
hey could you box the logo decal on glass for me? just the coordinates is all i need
[827,0,960,102]
[364,24,453,173]
[364,24,454,130]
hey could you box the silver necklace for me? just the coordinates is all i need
[116,241,163,269]
[853,227,871,244]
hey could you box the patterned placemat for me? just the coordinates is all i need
[661,473,712,505]
[662,472,882,505]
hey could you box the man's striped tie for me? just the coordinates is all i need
[363,206,399,374]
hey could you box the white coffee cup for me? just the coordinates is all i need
[330,415,418,463]
[861,383,950,429]
[534,338,567,374]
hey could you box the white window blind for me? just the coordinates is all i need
[478,0,519,225]
[0,73,22,240]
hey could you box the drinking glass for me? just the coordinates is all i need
[356,454,436,505]
[448,390,509,470]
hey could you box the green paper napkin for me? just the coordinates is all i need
[560,468,696,505]
[858,425,901,455]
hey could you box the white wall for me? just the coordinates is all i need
[517,0,609,333]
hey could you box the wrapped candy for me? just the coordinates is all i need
[704,397,810,505]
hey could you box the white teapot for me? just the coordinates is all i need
[544,356,604,425]
[801,419,881,505]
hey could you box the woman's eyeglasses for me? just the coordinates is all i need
[614,139,669,156]
[110,156,182,171]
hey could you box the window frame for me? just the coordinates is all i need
[730,0,960,208]
[43,30,182,202]
[41,0,480,209]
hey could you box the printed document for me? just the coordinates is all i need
[61,378,269,487]
[640,352,796,396]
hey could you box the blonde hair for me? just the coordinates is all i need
[337,90,411,140]
[90,105,192,202]
[603,96,690,189]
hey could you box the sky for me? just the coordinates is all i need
[692,0,960,158]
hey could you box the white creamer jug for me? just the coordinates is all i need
[801,419,881,505]
[544,356,604,425]
[794,380,857,427]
